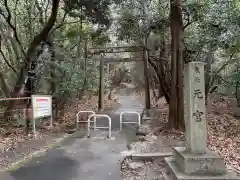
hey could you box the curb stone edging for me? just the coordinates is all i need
[1,131,82,172]
[120,151,173,162]
[130,152,173,161]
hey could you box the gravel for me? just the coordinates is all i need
[121,131,172,180]
[122,158,166,180]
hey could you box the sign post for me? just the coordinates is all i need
[31,95,52,135]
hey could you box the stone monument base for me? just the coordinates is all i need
[165,147,239,180]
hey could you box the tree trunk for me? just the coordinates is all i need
[176,44,184,130]
[143,37,151,110]
[24,54,38,133]
[205,52,214,98]
[98,56,104,111]
[158,69,170,103]
[79,78,87,100]
[169,22,178,129]
[148,39,170,104]
[236,82,240,107]
[48,35,56,95]
[79,39,88,100]
[0,72,10,97]
[159,40,170,103]
[169,0,185,130]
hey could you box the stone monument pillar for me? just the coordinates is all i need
[165,62,239,180]
[184,62,206,153]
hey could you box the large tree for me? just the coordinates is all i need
[168,0,184,130]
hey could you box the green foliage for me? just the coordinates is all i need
[117,10,140,41]
[116,0,168,43]
[63,0,122,27]
[185,0,240,53]
[0,0,117,100]
[0,0,239,102]
[223,61,240,105]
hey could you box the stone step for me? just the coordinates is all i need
[164,157,239,180]
[131,152,172,161]
[142,116,152,120]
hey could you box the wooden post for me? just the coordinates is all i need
[143,38,151,110]
[98,55,104,111]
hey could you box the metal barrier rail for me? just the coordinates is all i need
[120,111,141,131]
[76,111,96,130]
[87,114,112,138]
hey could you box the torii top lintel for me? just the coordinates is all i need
[88,45,146,55]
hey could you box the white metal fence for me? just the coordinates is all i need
[76,111,96,130]
[87,114,112,138]
[120,111,140,131]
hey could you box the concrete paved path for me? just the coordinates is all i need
[6,132,126,180]
[2,88,144,180]
[97,89,145,130]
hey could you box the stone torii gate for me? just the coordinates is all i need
[88,46,151,111]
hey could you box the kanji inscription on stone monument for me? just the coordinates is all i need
[195,66,200,74]
[193,110,204,122]
[195,76,200,83]
[193,89,203,99]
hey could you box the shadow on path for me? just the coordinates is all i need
[10,149,79,180]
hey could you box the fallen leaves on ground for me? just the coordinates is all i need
[207,95,240,172]
[136,93,240,174]
[0,127,48,153]
[122,158,165,180]
[57,94,120,132]
[207,113,240,172]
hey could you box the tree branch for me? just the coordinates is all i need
[44,0,50,21]
[182,21,193,31]
[215,53,235,75]
[35,0,44,25]
[0,35,18,74]
[0,50,17,74]
[0,72,11,97]
[50,11,69,34]
[13,0,19,28]
[209,53,236,89]
[25,0,60,63]
[182,4,192,31]
[1,0,26,57]
[0,26,21,62]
